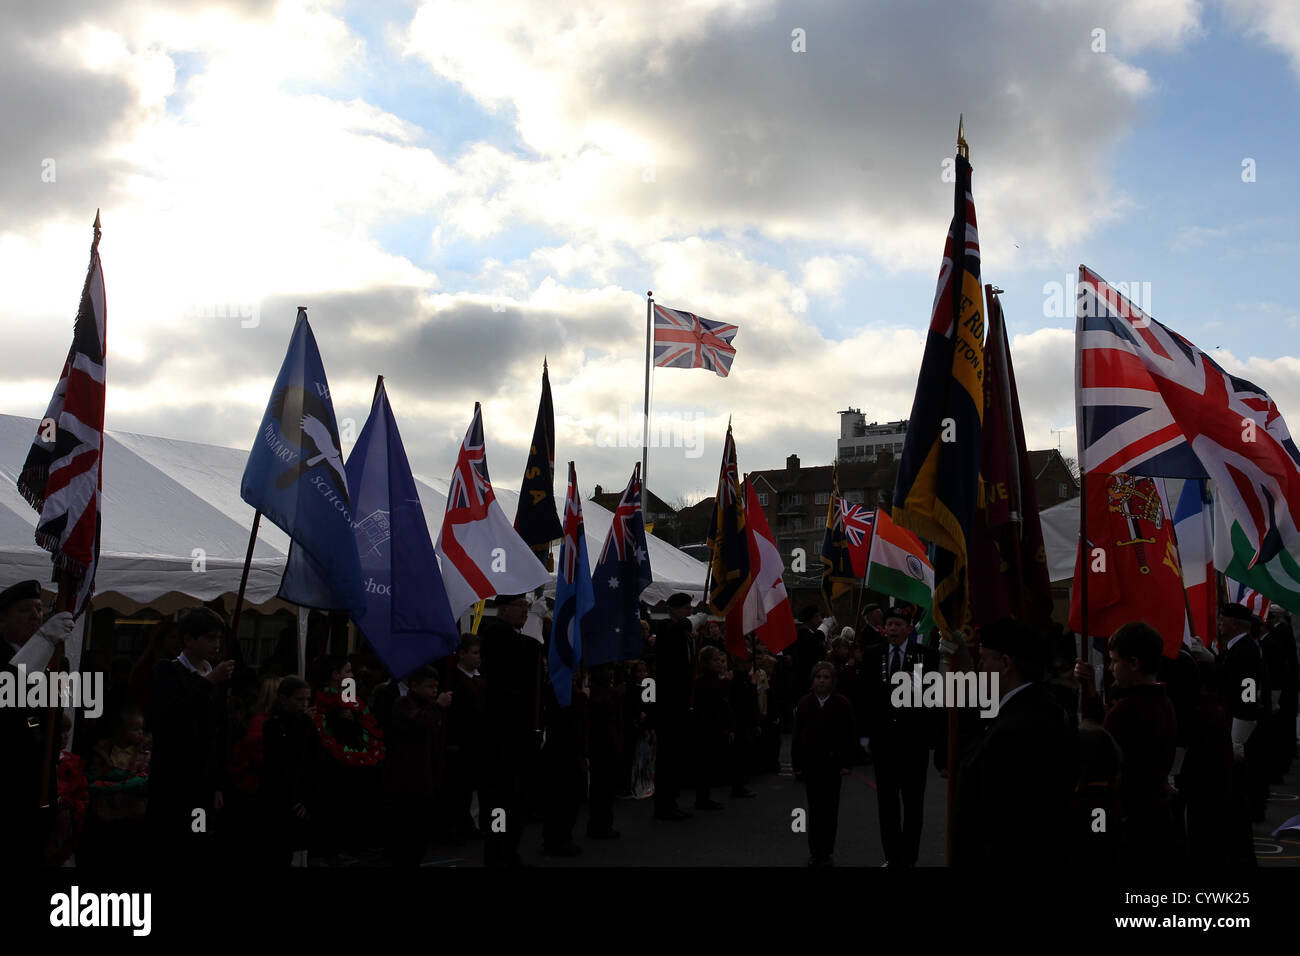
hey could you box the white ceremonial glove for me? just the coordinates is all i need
[1170,745,1187,778]
[521,596,548,641]
[819,617,835,637]
[1230,718,1256,762]
[688,612,710,632]
[10,612,77,671]
[859,737,870,754]
[939,636,962,658]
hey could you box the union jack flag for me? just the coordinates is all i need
[599,464,646,565]
[1076,265,1300,571]
[653,304,738,377]
[18,214,106,616]
[839,498,876,577]
[445,404,494,522]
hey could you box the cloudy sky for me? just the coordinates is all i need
[4,0,1300,507]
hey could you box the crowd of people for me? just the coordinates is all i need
[2,575,1297,868]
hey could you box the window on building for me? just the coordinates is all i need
[845,490,864,503]
[786,493,802,506]
[757,492,769,506]
[815,491,830,505]
[792,517,803,531]
[894,442,903,452]
[1058,483,1067,499]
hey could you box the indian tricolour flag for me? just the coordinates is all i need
[866,508,935,631]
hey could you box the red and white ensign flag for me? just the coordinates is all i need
[435,404,550,619]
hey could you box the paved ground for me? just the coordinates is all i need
[321,732,1299,868]
[443,736,1299,868]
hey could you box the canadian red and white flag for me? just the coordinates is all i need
[727,480,796,654]
[435,404,550,619]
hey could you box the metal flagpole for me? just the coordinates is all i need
[643,292,654,508]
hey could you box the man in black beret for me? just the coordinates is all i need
[1,579,77,865]
[952,618,1076,868]
[1,580,45,663]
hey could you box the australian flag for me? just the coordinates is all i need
[281,379,460,677]
[241,308,367,623]
[551,461,593,707]
[586,463,653,667]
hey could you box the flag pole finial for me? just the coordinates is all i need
[92,209,101,249]
[957,114,969,160]
[372,374,384,403]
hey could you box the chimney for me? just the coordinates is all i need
[786,454,800,472]
[594,484,603,497]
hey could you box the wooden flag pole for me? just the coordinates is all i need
[1075,265,1091,709]
[38,571,79,808]
[944,116,968,865]
[228,510,262,662]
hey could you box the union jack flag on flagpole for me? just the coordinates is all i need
[652,304,738,377]
[1075,264,1300,584]
[18,212,106,616]
[839,498,877,578]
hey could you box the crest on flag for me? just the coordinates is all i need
[1076,265,1300,575]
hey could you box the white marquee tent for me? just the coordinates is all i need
[0,414,708,613]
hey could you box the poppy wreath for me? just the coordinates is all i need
[313,688,385,767]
